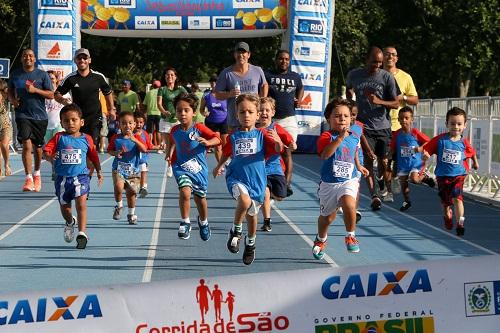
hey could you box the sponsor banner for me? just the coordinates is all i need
[134,16,158,29]
[159,16,182,29]
[37,40,73,61]
[469,120,492,175]
[38,0,72,10]
[297,90,324,113]
[295,0,329,13]
[491,119,500,176]
[104,0,136,8]
[1,256,500,332]
[291,64,325,88]
[296,114,322,136]
[233,0,264,9]
[187,16,211,29]
[37,14,73,36]
[38,64,74,79]
[294,16,327,39]
[292,40,326,63]
[213,16,235,29]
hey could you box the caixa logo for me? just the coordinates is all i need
[298,18,324,35]
[0,294,102,326]
[321,269,432,300]
[40,21,70,29]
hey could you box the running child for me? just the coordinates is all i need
[258,96,296,232]
[312,98,368,260]
[43,104,103,249]
[391,106,435,211]
[166,93,221,241]
[108,111,148,225]
[422,107,478,235]
[134,111,159,198]
[213,94,283,265]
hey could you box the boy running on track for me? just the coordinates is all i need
[258,97,296,232]
[312,98,368,260]
[166,93,221,241]
[134,111,159,198]
[390,106,435,211]
[43,104,103,249]
[108,111,148,225]
[421,107,478,236]
[213,94,283,265]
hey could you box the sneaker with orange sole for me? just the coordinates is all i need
[345,235,360,253]
[312,237,327,260]
[22,177,34,192]
[33,175,42,192]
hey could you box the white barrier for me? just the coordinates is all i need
[1,255,499,332]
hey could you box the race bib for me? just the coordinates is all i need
[442,149,461,165]
[333,160,354,179]
[180,158,202,174]
[117,161,134,176]
[400,146,414,158]
[235,138,257,156]
[61,149,82,165]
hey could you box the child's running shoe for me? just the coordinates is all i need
[356,211,362,222]
[63,216,77,243]
[138,187,148,198]
[113,206,122,220]
[456,225,465,236]
[382,192,394,202]
[167,165,173,177]
[33,175,42,192]
[400,201,412,211]
[260,219,272,232]
[444,215,453,230]
[345,235,360,253]
[127,214,138,225]
[178,221,191,239]
[370,195,382,211]
[242,239,256,265]
[422,171,436,188]
[22,177,34,192]
[286,184,293,197]
[198,217,211,241]
[227,228,242,253]
[76,231,88,249]
[312,237,327,260]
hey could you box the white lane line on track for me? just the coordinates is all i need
[142,162,168,283]
[0,156,113,242]
[294,163,499,256]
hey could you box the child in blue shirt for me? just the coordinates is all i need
[313,98,368,260]
[213,93,283,265]
[134,111,159,198]
[108,111,148,225]
[422,107,478,235]
[166,93,221,241]
[43,104,103,249]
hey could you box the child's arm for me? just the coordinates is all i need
[164,132,175,163]
[42,133,60,162]
[85,135,104,186]
[355,148,369,177]
[276,124,296,151]
[196,124,222,147]
[360,134,376,160]
[319,129,349,160]
[131,134,148,152]
[213,138,232,178]
[107,134,122,157]
[266,127,284,153]
[471,153,479,170]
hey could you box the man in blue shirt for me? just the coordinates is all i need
[8,48,54,192]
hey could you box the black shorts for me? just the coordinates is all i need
[146,115,160,133]
[204,120,228,135]
[364,128,392,159]
[81,117,102,145]
[16,118,48,148]
[267,174,287,199]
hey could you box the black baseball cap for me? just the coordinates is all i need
[234,42,250,52]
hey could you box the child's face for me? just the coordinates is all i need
[175,100,194,126]
[61,111,84,134]
[398,111,413,130]
[328,105,351,131]
[446,114,466,137]
[237,100,259,128]
[350,107,358,124]
[119,114,136,135]
[259,102,275,125]
[135,117,145,130]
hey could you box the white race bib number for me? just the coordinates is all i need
[333,160,354,179]
[400,146,414,158]
[180,158,202,174]
[235,138,257,156]
[117,162,134,176]
[61,149,82,164]
[442,149,461,165]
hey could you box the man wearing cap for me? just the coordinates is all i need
[214,42,268,128]
[143,79,162,146]
[117,80,141,113]
[8,48,54,192]
[55,48,115,151]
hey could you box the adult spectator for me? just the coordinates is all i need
[199,75,228,163]
[265,49,304,196]
[55,48,115,152]
[346,46,399,210]
[383,46,419,199]
[0,79,12,177]
[157,67,187,176]
[214,41,268,128]
[143,79,162,146]
[7,48,54,192]
[117,80,140,112]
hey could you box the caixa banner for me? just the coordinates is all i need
[79,0,289,38]
[1,255,499,332]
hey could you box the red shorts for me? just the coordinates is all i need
[436,175,466,206]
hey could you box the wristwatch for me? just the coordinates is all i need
[403,95,408,102]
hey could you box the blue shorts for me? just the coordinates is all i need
[55,174,91,205]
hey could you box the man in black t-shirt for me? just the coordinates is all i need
[265,49,304,196]
[55,48,115,148]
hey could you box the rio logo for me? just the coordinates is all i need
[0,294,102,326]
[321,269,432,299]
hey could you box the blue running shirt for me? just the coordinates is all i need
[108,133,146,177]
[317,131,360,183]
[424,133,475,177]
[391,128,429,173]
[264,122,292,176]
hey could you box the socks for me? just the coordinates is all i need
[199,218,208,226]
[246,235,256,246]
[116,200,123,208]
[346,231,356,238]
[181,217,191,224]
[33,170,41,177]
[317,234,327,242]
[233,223,242,233]
[128,207,135,215]
[458,217,465,227]
[26,174,33,180]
